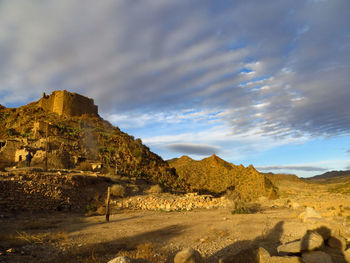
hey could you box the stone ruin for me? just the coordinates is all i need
[0,91,101,170]
[36,90,98,117]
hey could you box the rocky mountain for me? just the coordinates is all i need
[309,170,350,180]
[167,154,277,200]
[262,172,301,185]
[0,90,187,192]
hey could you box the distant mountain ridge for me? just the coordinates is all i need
[168,154,277,200]
[309,170,350,180]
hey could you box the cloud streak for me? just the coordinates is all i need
[257,165,328,172]
[0,0,349,155]
[166,143,221,156]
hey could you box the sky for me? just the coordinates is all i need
[0,0,349,177]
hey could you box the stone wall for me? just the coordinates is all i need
[0,140,23,169]
[0,171,108,213]
[112,193,234,212]
[36,90,98,117]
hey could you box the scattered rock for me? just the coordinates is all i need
[301,231,325,251]
[290,202,300,210]
[269,256,302,263]
[277,231,324,254]
[107,256,132,263]
[327,234,347,251]
[174,248,203,263]
[299,207,322,222]
[301,251,333,263]
[6,248,14,253]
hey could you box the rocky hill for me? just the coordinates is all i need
[167,155,277,200]
[262,172,301,186]
[0,90,187,192]
[309,170,350,180]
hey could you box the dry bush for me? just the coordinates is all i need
[77,161,92,171]
[16,231,68,244]
[0,233,27,247]
[96,206,106,215]
[231,201,261,214]
[225,189,240,201]
[147,184,163,194]
[111,184,126,197]
[0,231,68,247]
[231,201,252,214]
[117,242,166,263]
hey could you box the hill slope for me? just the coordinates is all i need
[168,155,277,200]
[309,170,350,180]
[0,91,187,192]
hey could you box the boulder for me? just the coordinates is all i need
[290,202,300,210]
[299,207,322,222]
[327,234,347,251]
[174,248,203,263]
[269,256,302,263]
[277,231,324,254]
[344,248,350,262]
[301,251,333,263]
[258,247,301,263]
[107,256,132,263]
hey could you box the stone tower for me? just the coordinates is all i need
[36,90,98,117]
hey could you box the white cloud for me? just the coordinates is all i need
[0,0,349,140]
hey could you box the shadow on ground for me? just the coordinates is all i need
[206,221,348,263]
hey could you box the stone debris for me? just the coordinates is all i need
[0,171,108,212]
[174,248,203,263]
[113,193,233,212]
[299,207,322,222]
[107,256,133,263]
[276,225,350,263]
[277,231,324,254]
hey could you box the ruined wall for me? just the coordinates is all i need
[0,171,108,212]
[37,90,98,117]
[0,140,23,169]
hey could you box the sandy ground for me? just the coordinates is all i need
[1,181,350,263]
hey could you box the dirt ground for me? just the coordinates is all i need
[1,180,350,263]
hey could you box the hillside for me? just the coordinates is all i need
[309,170,350,180]
[262,172,301,186]
[0,91,187,192]
[167,155,277,200]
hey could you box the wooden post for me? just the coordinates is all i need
[105,186,111,222]
[45,123,48,171]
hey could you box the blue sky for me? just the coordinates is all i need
[0,0,349,177]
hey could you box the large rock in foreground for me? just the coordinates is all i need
[174,248,203,263]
